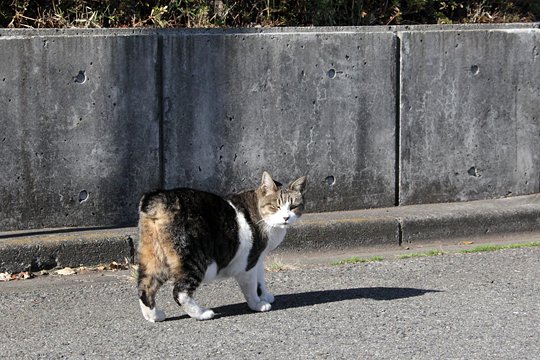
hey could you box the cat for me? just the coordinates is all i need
[137,171,307,322]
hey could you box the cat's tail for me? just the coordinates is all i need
[139,190,180,220]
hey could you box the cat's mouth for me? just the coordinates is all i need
[266,219,294,228]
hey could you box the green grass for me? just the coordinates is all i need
[334,242,540,266]
[459,242,540,254]
[332,256,383,266]
[397,249,445,260]
[267,260,287,272]
[265,257,299,272]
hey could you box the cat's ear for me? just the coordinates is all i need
[289,176,307,194]
[261,171,278,195]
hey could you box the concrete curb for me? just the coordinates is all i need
[1,194,539,273]
[286,194,540,250]
[0,228,136,273]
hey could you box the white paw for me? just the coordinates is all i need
[261,293,275,304]
[140,300,166,322]
[196,309,215,321]
[250,301,272,312]
[144,308,166,322]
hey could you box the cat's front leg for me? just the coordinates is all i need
[236,269,271,312]
[256,261,274,304]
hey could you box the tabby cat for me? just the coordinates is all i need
[137,171,307,322]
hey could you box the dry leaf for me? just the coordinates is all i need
[15,271,33,280]
[1,271,34,281]
[0,272,11,282]
[109,261,122,270]
[109,261,128,270]
[56,267,77,276]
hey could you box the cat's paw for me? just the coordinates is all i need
[196,309,215,321]
[260,292,275,304]
[249,301,272,312]
[143,308,166,322]
[140,300,166,322]
[151,309,167,322]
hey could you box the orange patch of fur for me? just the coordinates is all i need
[138,204,183,283]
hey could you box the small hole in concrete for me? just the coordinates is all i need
[467,167,480,177]
[325,175,336,186]
[470,65,480,75]
[73,70,87,84]
[79,190,89,203]
[327,69,336,79]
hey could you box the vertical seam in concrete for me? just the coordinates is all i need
[394,32,402,207]
[128,236,135,264]
[397,219,403,246]
[157,33,165,189]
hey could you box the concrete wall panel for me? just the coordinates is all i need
[163,31,397,212]
[1,26,538,232]
[399,29,540,205]
[0,35,161,231]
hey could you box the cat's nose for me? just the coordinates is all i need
[283,216,290,222]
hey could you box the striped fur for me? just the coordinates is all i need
[137,172,307,322]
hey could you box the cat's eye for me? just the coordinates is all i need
[290,204,299,210]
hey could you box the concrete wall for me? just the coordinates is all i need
[0,25,539,231]
[399,28,540,205]
[162,31,396,213]
[0,34,161,230]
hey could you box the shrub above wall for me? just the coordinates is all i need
[1,0,538,29]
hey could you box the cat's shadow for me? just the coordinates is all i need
[164,287,441,321]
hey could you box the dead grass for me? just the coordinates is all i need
[1,1,537,29]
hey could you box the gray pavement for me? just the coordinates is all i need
[1,244,539,359]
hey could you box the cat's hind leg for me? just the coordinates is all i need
[236,267,272,312]
[137,267,166,322]
[173,274,215,321]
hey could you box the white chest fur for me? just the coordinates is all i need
[266,227,286,252]
[202,201,254,283]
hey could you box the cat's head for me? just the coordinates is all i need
[257,171,307,228]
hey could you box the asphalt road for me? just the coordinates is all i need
[1,246,539,359]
